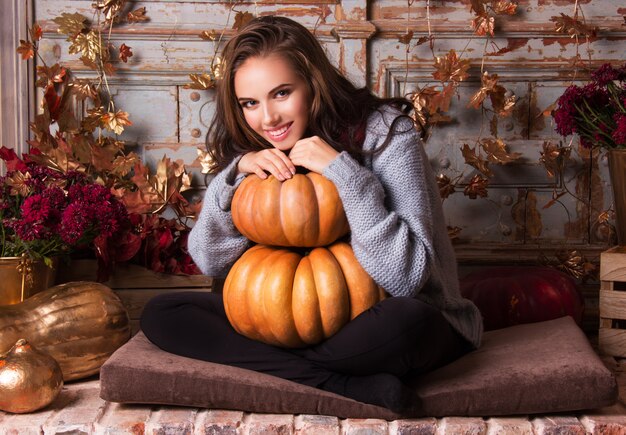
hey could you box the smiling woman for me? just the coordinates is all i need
[140,15,482,414]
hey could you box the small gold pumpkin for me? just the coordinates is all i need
[0,339,63,414]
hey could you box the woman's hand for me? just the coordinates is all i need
[289,136,339,174]
[237,149,296,181]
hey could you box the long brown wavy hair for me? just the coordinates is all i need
[206,15,413,173]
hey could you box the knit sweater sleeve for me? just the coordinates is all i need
[188,156,252,277]
[323,116,441,298]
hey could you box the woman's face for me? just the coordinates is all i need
[234,54,310,152]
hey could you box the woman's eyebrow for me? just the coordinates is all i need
[237,83,292,102]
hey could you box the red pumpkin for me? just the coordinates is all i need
[460,266,584,331]
[231,173,349,247]
[223,242,386,348]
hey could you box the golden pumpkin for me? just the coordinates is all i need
[231,173,350,247]
[0,339,63,413]
[0,281,130,381]
[223,242,386,348]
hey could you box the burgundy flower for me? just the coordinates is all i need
[591,63,620,87]
[613,114,626,145]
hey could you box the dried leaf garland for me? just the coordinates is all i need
[539,141,571,179]
[16,40,35,60]
[121,157,192,215]
[437,174,456,199]
[461,143,493,177]
[481,138,522,164]
[472,14,495,37]
[53,13,87,37]
[93,0,128,23]
[200,30,218,41]
[127,7,149,23]
[464,174,489,199]
[184,73,216,90]
[197,148,214,174]
[119,43,133,63]
[398,30,414,45]
[101,110,133,135]
[433,50,470,83]
[233,11,254,30]
[550,13,597,38]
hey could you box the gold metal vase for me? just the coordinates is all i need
[0,256,58,306]
[608,149,626,245]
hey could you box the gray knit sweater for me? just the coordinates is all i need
[189,107,483,349]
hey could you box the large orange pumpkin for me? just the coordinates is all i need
[223,242,386,348]
[231,173,350,247]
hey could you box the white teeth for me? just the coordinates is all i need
[268,124,289,137]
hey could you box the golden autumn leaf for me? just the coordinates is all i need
[30,23,43,41]
[461,143,493,177]
[233,11,254,31]
[554,250,597,281]
[430,83,456,114]
[53,13,87,37]
[200,30,218,41]
[437,174,455,199]
[16,40,35,60]
[497,93,516,116]
[82,107,105,132]
[472,14,495,37]
[122,157,191,215]
[7,171,32,196]
[69,31,106,63]
[481,138,522,164]
[493,1,517,15]
[197,148,214,174]
[598,210,612,225]
[184,73,216,90]
[398,30,413,44]
[35,64,67,88]
[111,153,140,176]
[94,0,127,22]
[127,7,149,23]
[102,110,132,135]
[70,78,99,101]
[433,50,470,83]
[539,141,571,179]
[550,13,597,38]
[211,57,223,80]
[464,174,489,199]
[119,43,133,62]
[468,71,503,109]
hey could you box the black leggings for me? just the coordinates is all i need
[140,292,471,411]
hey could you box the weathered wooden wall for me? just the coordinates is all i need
[3,0,626,266]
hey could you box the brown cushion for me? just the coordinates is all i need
[99,316,617,418]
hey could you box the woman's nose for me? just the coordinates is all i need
[262,104,279,126]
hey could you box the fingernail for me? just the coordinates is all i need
[283,172,292,179]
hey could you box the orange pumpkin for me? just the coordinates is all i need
[223,242,386,348]
[231,173,350,247]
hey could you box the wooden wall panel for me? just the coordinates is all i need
[1,0,622,264]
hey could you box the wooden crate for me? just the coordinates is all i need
[57,260,221,335]
[599,246,626,357]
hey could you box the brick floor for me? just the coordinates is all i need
[2,362,626,434]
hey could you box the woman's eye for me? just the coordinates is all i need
[241,100,257,109]
[275,89,290,98]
